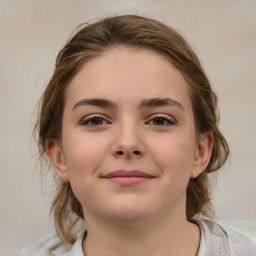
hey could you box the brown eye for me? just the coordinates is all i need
[153,118,166,125]
[147,116,175,126]
[80,115,109,126]
[88,118,105,125]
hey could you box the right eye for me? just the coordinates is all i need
[80,115,110,126]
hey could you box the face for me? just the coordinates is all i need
[47,47,212,225]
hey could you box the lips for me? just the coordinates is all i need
[101,170,155,185]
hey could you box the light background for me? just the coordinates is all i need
[1,0,255,255]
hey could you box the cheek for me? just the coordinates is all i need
[62,132,110,177]
[148,132,196,183]
[62,132,111,204]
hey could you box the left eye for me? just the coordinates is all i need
[148,117,175,126]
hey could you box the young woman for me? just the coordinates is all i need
[35,14,256,255]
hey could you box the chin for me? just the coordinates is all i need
[100,201,157,226]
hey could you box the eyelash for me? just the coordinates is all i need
[79,114,176,127]
[146,114,176,126]
[79,114,110,126]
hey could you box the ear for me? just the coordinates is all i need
[191,132,213,179]
[45,139,69,182]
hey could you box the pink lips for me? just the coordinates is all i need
[102,170,155,185]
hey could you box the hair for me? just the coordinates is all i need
[35,14,229,245]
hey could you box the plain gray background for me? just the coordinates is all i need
[1,0,255,254]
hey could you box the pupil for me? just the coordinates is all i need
[91,118,103,125]
[154,118,165,125]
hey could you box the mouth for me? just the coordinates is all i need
[101,170,155,186]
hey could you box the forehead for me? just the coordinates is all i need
[65,47,192,110]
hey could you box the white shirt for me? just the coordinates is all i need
[68,238,83,256]
[19,216,256,256]
[67,216,256,256]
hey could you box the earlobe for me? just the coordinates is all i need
[45,139,69,182]
[191,132,213,179]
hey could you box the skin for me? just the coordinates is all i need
[47,47,213,256]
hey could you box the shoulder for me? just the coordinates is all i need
[67,237,84,256]
[195,215,256,256]
[17,230,71,256]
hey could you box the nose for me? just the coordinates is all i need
[111,123,145,159]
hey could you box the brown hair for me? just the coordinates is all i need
[35,14,229,245]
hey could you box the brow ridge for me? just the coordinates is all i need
[72,97,183,110]
[139,98,184,110]
[73,98,117,110]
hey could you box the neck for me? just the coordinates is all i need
[82,209,200,256]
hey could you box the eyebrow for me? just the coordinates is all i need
[139,98,184,110]
[73,98,117,110]
[72,97,184,111]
